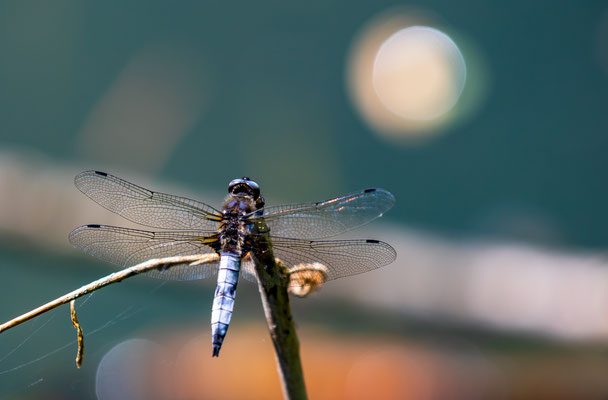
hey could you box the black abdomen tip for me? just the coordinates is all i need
[212,344,221,357]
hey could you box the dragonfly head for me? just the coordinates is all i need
[228,177,261,200]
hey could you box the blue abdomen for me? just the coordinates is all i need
[211,253,240,357]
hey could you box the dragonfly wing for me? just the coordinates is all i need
[257,188,394,239]
[240,253,258,283]
[74,171,222,230]
[69,224,220,281]
[269,237,396,284]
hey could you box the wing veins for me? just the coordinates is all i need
[69,224,220,281]
[75,170,222,230]
[254,188,394,240]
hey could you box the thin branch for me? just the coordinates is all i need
[251,229,308,400]
[0,254,216,334]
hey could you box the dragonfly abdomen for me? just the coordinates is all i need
[211,253,240,357]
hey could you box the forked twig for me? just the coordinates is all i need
[0,254,218,370]
[0,254,216,334]
[0,253,308,399]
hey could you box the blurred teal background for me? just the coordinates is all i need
[1,1,608,399]
[1,1,607,247]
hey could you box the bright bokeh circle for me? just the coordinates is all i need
[372,26,466,121]
[347,11,486,142]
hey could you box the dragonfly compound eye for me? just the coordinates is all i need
[246,180,260,199]
[228,177,261,199]
[228,178,245,194]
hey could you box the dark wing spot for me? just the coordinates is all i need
[366,239,380,244]
[94,171,108,176]
[86,224,101,228]
[364,188,376,193]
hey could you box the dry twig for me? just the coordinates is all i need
[69,300,84,368]
[0,252,308,399]
[0,254,215,334]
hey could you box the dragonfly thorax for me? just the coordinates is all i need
[219,193,257,257]
[222,197,255,216]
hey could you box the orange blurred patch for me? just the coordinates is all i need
[104,322,608,399]
[129,323,479,400]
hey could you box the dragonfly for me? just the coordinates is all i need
[69,171,396,356]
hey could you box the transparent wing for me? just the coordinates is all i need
[256,188,394,240]
[269,237,396,284]
[241,253,258,283]
[74,170,222,230]
[69,224,220,281]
